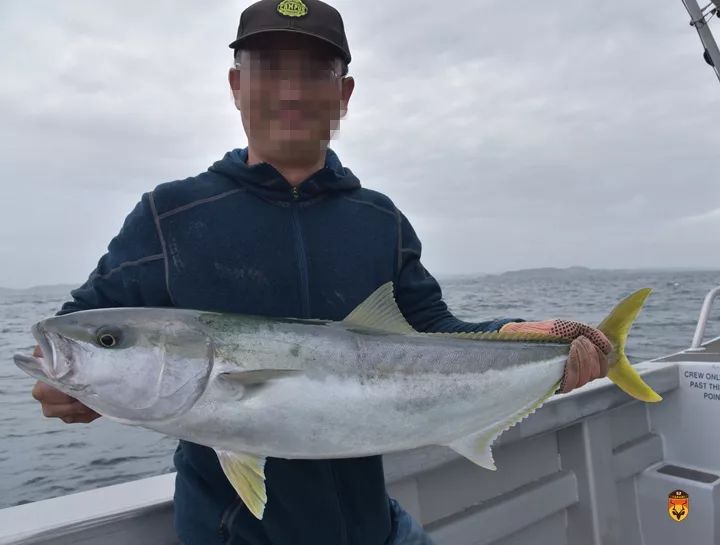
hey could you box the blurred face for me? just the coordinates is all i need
[228,32,355,162]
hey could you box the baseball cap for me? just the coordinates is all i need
[228,0,351,65]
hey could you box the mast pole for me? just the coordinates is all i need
[681,0,720,83]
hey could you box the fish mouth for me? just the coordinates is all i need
[13,320,72,382]
[13,353,48,380]
[14,341,86,397]
[34,321,65,378]
[13,321,53,379]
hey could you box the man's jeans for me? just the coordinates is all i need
[389,497,436,545]
[181,496,434,545]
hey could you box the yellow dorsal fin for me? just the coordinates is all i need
[215,449,268,519]
[341,283,565,341]
[341,282,417,334]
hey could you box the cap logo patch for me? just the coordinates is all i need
[277,0,308,17]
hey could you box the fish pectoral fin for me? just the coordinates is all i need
[218,369,302,386]
[214,449,268,520]
[340,282,417,334]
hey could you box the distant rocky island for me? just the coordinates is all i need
[496,266,620,279]
[499,266,594,277]
[495,266,707,279]
[439,266,709,283]
[1,267,711,292]
[0,284,76,295]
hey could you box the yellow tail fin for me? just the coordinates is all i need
[597,288,662,402]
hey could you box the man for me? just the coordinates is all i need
[30,1,611,544]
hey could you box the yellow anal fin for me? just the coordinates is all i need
[215,449,268,519]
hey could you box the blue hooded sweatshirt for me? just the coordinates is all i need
[56,147,521,545]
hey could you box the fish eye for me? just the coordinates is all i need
[96,328,121,348]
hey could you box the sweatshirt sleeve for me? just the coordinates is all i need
[393,210,523,333]
[56,192,173,316]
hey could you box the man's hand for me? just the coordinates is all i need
[30,346,101,424]
[499,320,612,393]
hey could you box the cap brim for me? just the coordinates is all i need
[228,28,350,64]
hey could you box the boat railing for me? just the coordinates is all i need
[688,285,720,351]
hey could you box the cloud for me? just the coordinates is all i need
[675,207,720,225]
[1,0,719,288]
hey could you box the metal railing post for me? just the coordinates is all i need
[688,286,720,351]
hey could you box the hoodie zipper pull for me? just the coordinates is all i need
[291,187,299,201]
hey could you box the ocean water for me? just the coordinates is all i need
[1,270,719,509]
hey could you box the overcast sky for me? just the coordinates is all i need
[1,0,718,289]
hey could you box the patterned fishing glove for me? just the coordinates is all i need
[499,320,612,394]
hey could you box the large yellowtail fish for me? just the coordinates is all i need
[14,283,661,519]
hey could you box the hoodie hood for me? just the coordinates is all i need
[208,147,361,202]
